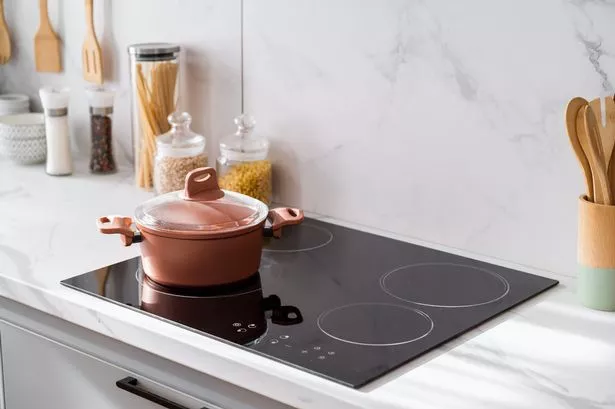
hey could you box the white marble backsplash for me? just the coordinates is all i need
[3,0,614,277]
[243,0,615,276]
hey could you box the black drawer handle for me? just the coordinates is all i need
[116,377,210,409]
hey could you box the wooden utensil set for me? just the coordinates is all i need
[2,0,103,84]
[566,96,615,205]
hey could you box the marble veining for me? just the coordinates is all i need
[242,0,615,278]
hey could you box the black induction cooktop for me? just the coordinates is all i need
[62,218,558,388]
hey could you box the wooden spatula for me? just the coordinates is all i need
[0,0,11,64]
[579,104,613,205]
[34,0,61,72]
[82,0,102,84]
[567,97,593,201]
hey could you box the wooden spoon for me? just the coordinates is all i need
[34,0,61,72]
[579,104,613,205]
[82,0,103,84]
[566,97,593,201]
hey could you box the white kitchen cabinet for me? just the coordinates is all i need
[0,321,213,409]
[0,296,291,409]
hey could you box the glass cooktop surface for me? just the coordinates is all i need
[62,218,558,388]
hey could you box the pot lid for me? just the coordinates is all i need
[135,167,268,235]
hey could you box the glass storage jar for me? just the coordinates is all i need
[128,43,180,190]
[217,114,272,204]
[154,112,207,194]
[86,88,116,174]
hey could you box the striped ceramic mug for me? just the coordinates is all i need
[578,195,615,311]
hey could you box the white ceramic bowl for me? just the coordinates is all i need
[0,94,30,116]
[0,113,47,164]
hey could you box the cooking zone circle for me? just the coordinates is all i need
[317,303,434,346]
[263,223,333,253]
[380,263,510,308]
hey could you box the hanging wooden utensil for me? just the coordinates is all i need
[0,0,11,64]
[579,104,613,205]
[82,0,103,84]
[34,0,61,72]
[566,97,593,201]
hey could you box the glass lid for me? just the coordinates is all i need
[135,168,268,234]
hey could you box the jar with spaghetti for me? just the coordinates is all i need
[128,43,180,189]
[154,112,207,195]
[217,114,272,204]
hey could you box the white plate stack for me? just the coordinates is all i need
[0,94,30,115]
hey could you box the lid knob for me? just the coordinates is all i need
[183,167,225,201]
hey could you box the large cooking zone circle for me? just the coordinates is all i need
[380,262,510,308]
[317,302,434,346]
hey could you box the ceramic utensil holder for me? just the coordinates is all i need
[578,195,615,311]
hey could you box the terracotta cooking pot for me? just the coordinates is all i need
[97,167,304,287]
[140,272,302,345]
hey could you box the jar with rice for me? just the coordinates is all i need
[217,114,272,204]
[154,112,207,194]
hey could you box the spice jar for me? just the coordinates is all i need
[154,112,207,194]
[217,114,272,204]
[86,88,116,174]
[39,87,72,176]
[128,43,180,189]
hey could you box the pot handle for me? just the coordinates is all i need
[265,207,305,238]
[183,167,225,201]
[97,216,142,247]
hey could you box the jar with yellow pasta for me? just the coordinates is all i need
[217,114,272,204]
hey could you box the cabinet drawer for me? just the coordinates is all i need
[0,322,218,409]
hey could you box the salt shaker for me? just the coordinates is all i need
[86,88,116,174]
[39,87,72,176]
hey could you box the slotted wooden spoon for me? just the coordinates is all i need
[589,96,615,196]
[82,0,102,84]
[0,0,11,64]
[34,0,61,72]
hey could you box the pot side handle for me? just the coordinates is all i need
[96,216,142,246]
[267,207,305,238]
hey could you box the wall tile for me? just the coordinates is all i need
[243,0,615,275]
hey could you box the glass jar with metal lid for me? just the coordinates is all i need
[128,43,180,190]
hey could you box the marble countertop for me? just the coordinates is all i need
[0,160,613,409]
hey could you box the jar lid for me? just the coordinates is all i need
[156,112,205,157]
[128,43,180,61]
[219,114,269,162]
[134,167,268,237]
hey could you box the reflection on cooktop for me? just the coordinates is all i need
[62,218,558,388]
